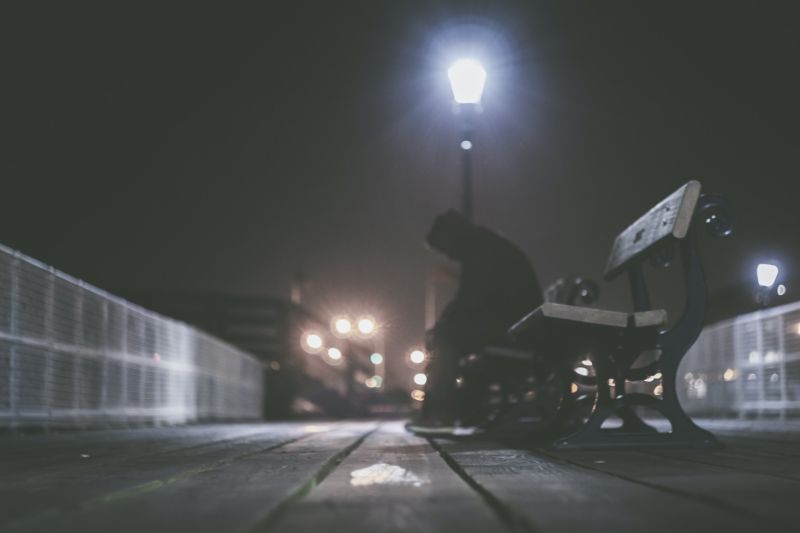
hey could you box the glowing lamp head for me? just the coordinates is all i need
[357,316,377,336]
[757,263,779,288]
[302,332,323,353]
[409,349,426,364]
[333,316,352,336]
[327,347,342,360]
[370,352,383,365]
[448,58,486,104]
[413,373,427,386]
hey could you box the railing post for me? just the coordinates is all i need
[44,268,55,427]
[8,254,19,429]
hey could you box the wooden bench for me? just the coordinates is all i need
[453,276,601,432]
[509,180,733,449]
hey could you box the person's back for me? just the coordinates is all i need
[412,210,542,433]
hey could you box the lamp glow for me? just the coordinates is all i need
[413,373,427,386]
[327,347,342,360]
[409,349,426,364]
[370,352,383,365]
[448,58,486,104]
[333,317,352,336]
[302,332,323,353]
[757,263,779,288]
[357,316,377,336]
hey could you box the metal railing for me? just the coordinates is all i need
[0,244,263,429]
[679,299,800,417]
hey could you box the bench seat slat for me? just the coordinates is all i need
[511,302,667,336]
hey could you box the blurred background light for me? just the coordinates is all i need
[409,349,426,364]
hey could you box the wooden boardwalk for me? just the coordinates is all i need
[2,419,799,532]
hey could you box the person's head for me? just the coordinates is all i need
[425,210,471,259]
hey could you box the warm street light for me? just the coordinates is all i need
[302,332,324,353]
[332,316,352,337]
[448,58,486,222]
[357,316,377,336]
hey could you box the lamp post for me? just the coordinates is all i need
[448,58,486,223]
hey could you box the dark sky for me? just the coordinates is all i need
[3,2,800,387]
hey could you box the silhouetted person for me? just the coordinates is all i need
[413,210,543,432]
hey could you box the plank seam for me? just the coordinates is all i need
[428,438,540,533]
[15,428,291,487]
[538,450,775,526]
[249,426,377,532]
[4,433,312,532]
[641,449,800,483]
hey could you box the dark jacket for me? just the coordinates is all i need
[427,213,543,349]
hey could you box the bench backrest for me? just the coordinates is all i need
[604,181,701,280]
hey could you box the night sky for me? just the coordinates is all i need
[3,2,800,388]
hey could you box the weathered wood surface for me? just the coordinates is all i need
[3,418,800,532]
[268,423,506,533]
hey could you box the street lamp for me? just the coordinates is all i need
[409,349,426,365]
[356,316,377,337]
[448,58,486,222]
[332,316,352,337]
[756,262,781,307]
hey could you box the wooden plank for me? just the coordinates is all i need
[551,448,800,527]
[266,422,508,533]
[1,422,328,530]
[0,424,286,482]
[605,181,701,279]
[646,444,800,482]
[435,438,761,532]
[8,422,377,533]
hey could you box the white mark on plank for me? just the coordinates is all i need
[350,463,428,487]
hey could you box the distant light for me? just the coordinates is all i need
[370,352,384,365]
[581,359,593,367]
[757,263,779,288]
[570,383,578,394]
[653,384,664,397]
[653,372,662,380]
[409,349,426,364]
[608,379,615,387]
[777,284,787,296]
[357,316,377,336]
[410,389,425,402]
[448,58,487,104]
[327,347,342,360]
[333,316,352,336]
[574,367,589,377]
[460,140,472,150]
[723,368,737,382]
[413,373,427,386]
[365,376,383,389]
[302,332,324,353]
